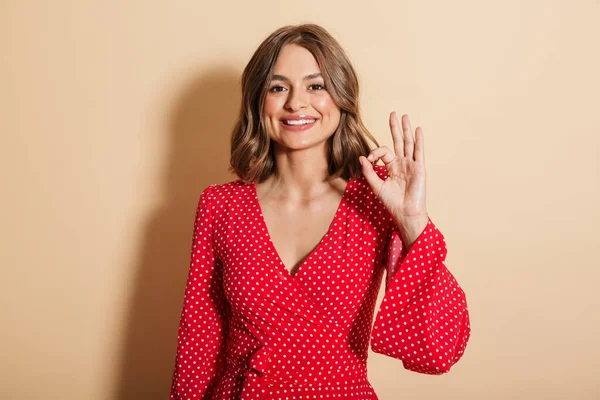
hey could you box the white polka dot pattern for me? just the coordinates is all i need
[370,215,471,375]
[169,165,471,399]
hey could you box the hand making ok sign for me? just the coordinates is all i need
[359,112,429,246]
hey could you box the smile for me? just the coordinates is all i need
[279,119,318,132]
[281,119,316,126]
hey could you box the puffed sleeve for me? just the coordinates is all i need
[170,184,230,399]
[370,217,471,375]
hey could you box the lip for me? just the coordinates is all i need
[280,114,319,121]
[279,116,318,132]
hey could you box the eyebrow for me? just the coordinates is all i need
[270,73,323,82]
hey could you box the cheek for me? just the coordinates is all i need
[264,96,285,116]
[313,95,339,117]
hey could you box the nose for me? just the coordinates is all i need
[284,87,309,112]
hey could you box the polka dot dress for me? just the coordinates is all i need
[169,165,471,399]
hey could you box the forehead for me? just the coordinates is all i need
[273,44,321,76]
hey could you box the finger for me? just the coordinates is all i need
[390,111,404,158]
[414,126,425,163]
[402,114,415,159]
[359,156,384,195]
[367,145,396,165]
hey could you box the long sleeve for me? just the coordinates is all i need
[170,185,230,399]
[370,217,471,375]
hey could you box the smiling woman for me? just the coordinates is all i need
[169,24,471,400]
[229,24,379,183]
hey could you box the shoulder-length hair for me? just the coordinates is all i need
[229,24,380,183]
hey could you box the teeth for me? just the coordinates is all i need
[283,119,316,126]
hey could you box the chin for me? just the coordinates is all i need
[275,135,333,151]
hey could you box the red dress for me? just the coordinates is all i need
[169,165,471,399]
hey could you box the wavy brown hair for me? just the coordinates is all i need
[229,24,380,183]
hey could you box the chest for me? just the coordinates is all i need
[217,181,390,316]
[261,197,342,276]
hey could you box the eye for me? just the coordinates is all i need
[309,84,326,91]
[269,85,286,93]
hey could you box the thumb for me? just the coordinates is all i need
[359,156,384,195]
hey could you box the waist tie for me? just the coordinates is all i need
[237,341,373,399]
[240,343,274,400]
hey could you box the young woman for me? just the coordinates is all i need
[169,24,471,400]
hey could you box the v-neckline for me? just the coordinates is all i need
[250,178,352,280]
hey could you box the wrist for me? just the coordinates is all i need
[394,213,429,251]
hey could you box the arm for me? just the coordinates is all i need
[170,185,230,399]
[370,217,471,374]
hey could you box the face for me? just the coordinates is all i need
[263,44,341,151]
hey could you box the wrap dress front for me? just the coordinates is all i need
[169,165,471,399]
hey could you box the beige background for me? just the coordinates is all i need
[1,1,599,399]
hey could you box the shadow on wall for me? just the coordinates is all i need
[110,67,242,399]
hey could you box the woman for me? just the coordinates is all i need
[169,24,470,399]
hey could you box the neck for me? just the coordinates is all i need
[266,142,340,200]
